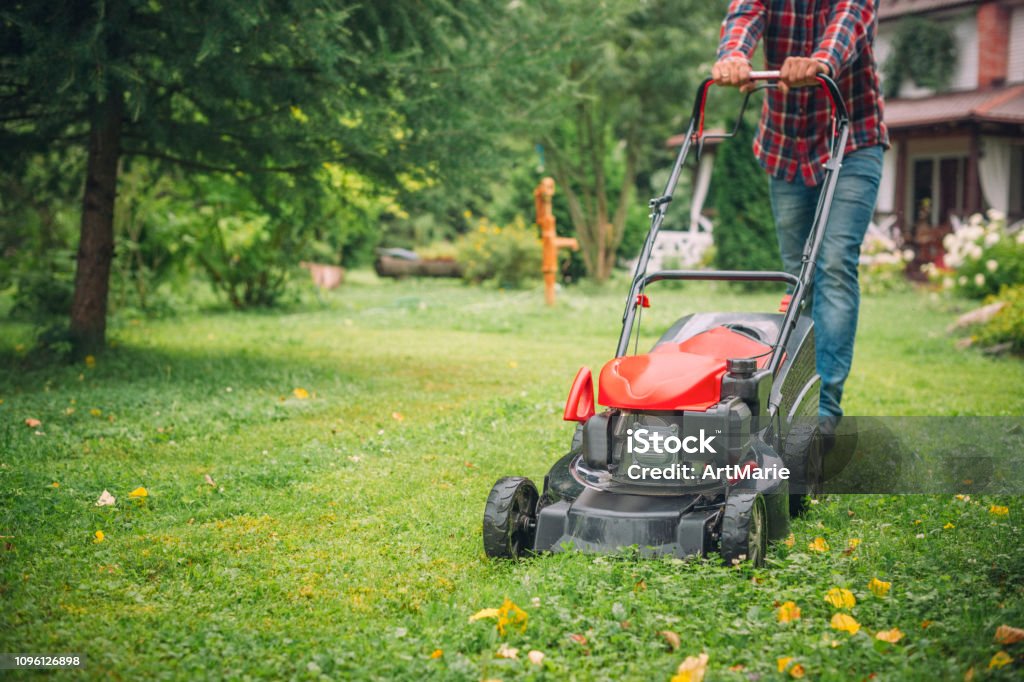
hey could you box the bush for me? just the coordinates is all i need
[8,249,76,321]
[973,285,1024,353]
[859,232,913,295]
[415,241,459,261]
[939,211,1024,299]
[455,217,542,288]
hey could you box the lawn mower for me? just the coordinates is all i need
[483,71,849,567]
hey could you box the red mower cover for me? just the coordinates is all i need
[598,326,770,412]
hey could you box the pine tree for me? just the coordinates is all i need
[711,118,782,274]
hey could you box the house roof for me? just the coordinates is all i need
[885,84,1024,128]
[879,0,979,20]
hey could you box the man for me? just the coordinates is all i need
[712,0,888,421]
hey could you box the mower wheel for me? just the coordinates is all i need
[483,477,539,559]
[721,493,767,568]
[784,423,824,517]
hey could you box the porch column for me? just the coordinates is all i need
[892,132,908,234]
[965,126,981,214]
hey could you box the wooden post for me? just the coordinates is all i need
[534,177,578,305]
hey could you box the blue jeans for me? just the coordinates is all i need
[769,145,884,418]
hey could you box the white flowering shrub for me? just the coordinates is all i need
[938,210,1024,299]
[859,231,913,294]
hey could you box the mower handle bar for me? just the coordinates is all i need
[692,71,849,138]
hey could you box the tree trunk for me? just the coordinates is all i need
[70,92,123,358]
[544,117,640,284]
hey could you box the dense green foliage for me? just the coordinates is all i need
[1,0,736,337]
[0,0,603,345]
[711,118,782,275]
[2,1,523,181]
[975,285,1024,354]
[539,0,723,280]
[883,16,958,97]
[2,278,1022,678]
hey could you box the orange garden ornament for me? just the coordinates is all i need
[534,177,578,305]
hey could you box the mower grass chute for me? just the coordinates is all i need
[483,71,845,567]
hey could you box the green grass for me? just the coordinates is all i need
[1,274,1022,680]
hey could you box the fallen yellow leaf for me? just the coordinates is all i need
[778,657,794,673]
[469,607,500,623]
[824,588,856,609]
[869,578,891,597]
[989,504,1009,516]
[94,530,105,543]
[830,613,860,634]
[988,651,1012,670]
[995,624,1024,645]
[944,522,955,529]
[808,537,830,552]
[128,486,148,499]
[293,388,310,400]
[84,355,96,368]
[777,601,801,623]
[875,628,904,643]
[671,652,709,682]
[496,597,528,636]
[430,649,442,659]
[90,408,102,417]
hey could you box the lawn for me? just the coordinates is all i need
[1,275,1022,680]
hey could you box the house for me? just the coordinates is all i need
[876,0,1024,264]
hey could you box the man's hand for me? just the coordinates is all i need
[712,58,754,92]
[779,57,830,95]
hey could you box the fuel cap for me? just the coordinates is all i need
[726,357,757,378]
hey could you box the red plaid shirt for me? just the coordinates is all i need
[717,0,888,186]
